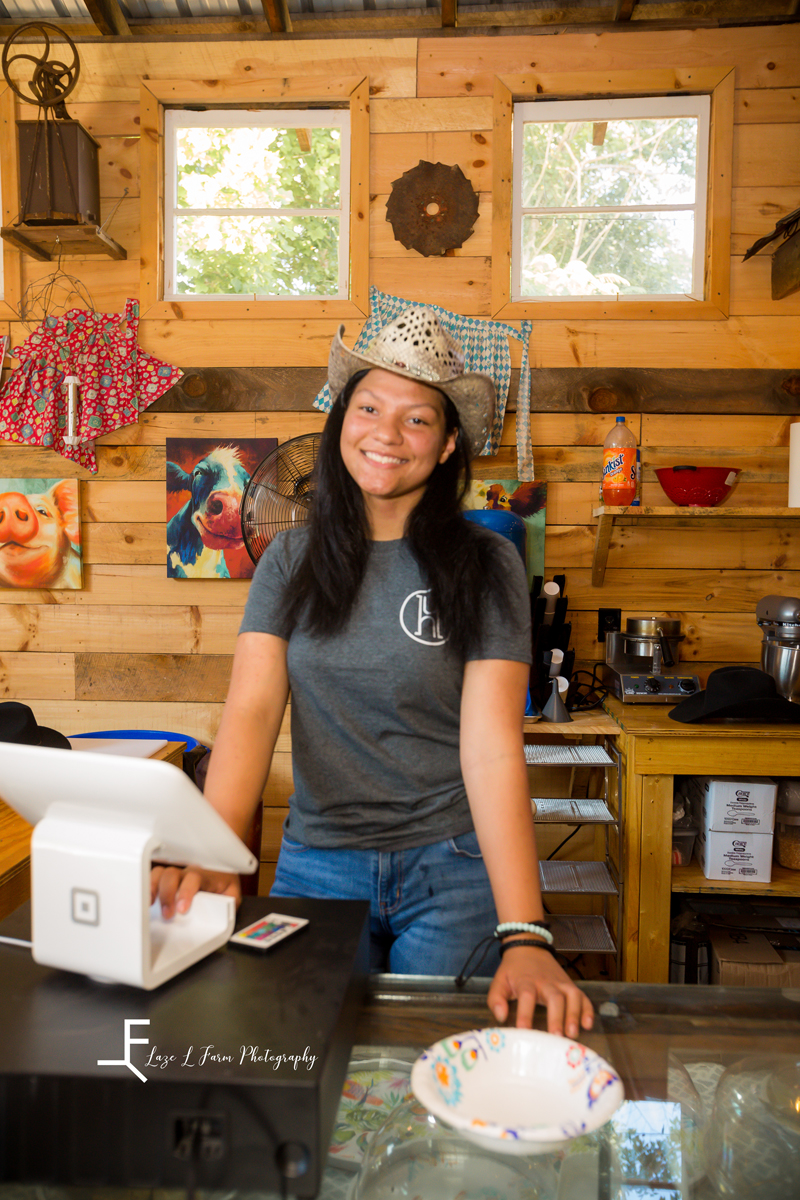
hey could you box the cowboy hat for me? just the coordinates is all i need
[328,306,496,459]
[0,701,72,749]
[669,665,800,724]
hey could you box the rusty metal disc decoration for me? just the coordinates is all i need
[386,160,479,257]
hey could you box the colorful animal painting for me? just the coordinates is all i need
[465,478,547,588]
[0,477,82,590]
[166,438,277,579]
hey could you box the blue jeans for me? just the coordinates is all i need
[271,830,500,977]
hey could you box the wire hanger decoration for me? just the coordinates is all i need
[18,236,96,335]
[16,236,97,448]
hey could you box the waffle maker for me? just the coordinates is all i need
[603,617,700,703]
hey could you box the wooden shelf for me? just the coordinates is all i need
[592,504,799,586]
[673,859,800,896]
[524,708,618,737]
[1,223,126,262]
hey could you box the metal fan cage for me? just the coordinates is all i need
[240,433,321,563]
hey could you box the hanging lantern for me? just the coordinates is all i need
[1,23,125,261]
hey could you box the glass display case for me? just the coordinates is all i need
[0,976,797,1199]
[326,976,800,1200]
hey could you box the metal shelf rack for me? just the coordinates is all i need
[525,740,623,976]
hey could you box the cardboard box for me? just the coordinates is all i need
[710,928,800,986]
[687,775,776,833]
[695,826,773,882]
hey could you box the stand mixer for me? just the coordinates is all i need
[602,617,700,703]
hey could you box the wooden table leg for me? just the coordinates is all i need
[637,773,674,983]
[619,736,640,982]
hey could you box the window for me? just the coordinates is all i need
[512,96,710,303]
[138,76,369,319]
[163,109,351,301]
[492,68,733,320]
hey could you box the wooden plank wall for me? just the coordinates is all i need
[1,26,799,892]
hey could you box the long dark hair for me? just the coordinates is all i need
[282,370,519,659]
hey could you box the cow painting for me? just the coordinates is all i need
[0,478,82,590]
[165,438,277,580]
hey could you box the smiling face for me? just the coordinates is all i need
[340,368,458,538]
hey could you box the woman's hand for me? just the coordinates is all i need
[150,864,241,920]
[487,944,594,1039]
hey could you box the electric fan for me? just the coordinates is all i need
[240,433,321,564]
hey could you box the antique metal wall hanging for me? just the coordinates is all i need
[386,160,479,257]
[1,23,126,261]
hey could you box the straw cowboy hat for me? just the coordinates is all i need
[0,701,72,749]
[328,306,496,458]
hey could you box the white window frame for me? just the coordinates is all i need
[511,94,711,304]
[163,107,352,302]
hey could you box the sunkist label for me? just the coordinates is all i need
[602,447,637,502]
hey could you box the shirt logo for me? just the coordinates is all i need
[399,589,446,645]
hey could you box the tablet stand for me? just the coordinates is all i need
[0,742,258,989]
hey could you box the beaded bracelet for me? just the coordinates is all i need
[499,937,559,960]
[495,921,554,946]
[455,930,560,987]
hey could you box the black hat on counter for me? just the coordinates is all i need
[0,702,71,749]
[669,665,800,724]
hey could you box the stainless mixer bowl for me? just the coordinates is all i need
[771,641,800,703]
[761,625,800,677]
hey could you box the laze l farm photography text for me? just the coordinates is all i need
[144,1045,318,1070]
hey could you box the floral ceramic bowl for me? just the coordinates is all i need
[410,1027,624,1155]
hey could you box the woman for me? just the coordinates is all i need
[153,307,593,1039]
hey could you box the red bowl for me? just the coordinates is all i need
[655,465,740,507]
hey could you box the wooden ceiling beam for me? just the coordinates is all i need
[261,0,293,34]
[0,0,794,42]
[81,0,131,37]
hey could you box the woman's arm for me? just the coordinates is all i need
[152,630,290,917]
[460,657,594,1038]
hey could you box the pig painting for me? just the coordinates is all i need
[165,438,277,580]
[0,478,82,590]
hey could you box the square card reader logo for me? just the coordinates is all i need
[72,888,100,925]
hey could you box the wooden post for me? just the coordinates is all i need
[349,77,370,315]
[592,510,615,587]
[0,87,22,322]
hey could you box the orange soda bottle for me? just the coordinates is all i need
[602,416,637,507]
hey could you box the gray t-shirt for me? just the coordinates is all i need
[239,527,532,850]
